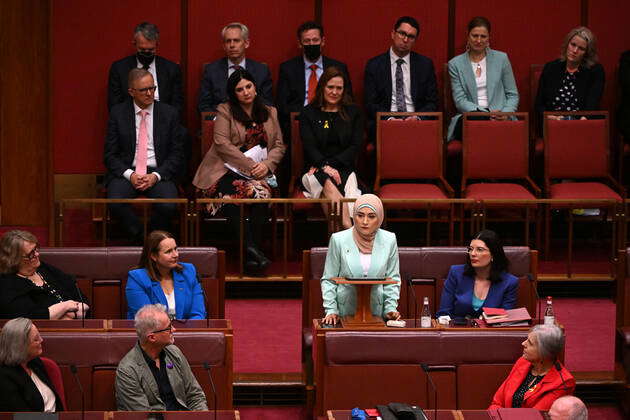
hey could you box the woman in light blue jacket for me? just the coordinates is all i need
[447,16,519,141]
[321,194,401,325]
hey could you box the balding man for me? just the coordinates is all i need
[104,68,184,243]
[108,22,184,115]
[115,304,207,411]
[197,22,273,112]
[548,396,588,420]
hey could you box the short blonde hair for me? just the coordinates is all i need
[0,230,38,275]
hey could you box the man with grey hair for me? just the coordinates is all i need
[115,304,207,411]
[548,396,588,420]
[197,22,273,112]
[108,22,184,115]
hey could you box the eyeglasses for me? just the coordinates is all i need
[22,246,40,261]
[151,322,173,334]
[132,86,157,93]
[395,30,417,41]
[466,246,489,254]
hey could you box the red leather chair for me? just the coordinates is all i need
[375,112,455,245]
[41,356,67,410]
[200,112,217,158]
[462,112,540,246]
[543,111,625,262]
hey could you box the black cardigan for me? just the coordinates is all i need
[534,58,605,134]
[0,262,88,319]
[0,357,63,412]
[299,103,364,170]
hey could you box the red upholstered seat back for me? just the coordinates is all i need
[200,112,217,157]
[378,115,443,179]
[291,112,303,181]
[545,118,609,178]
[40,356,67,410]
[464,116,529,178]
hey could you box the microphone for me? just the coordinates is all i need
[70,364,85,420]
[407,278,419,327]
[554,361,570,391]
[203,362,218,420]
[420,364,437,420]
[196,272,210,325]
[73,279,87,328]
[529,274,542,324]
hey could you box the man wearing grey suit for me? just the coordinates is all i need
[115,304,207,411]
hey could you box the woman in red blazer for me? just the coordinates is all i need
[489,324,575,410]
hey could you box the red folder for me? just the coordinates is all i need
[483,307,532,326]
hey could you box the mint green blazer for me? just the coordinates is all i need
[447,48,519,140]
[321,228,401,318]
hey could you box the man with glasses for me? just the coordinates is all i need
[363,16,438,142]
[197,22,273,113]
[115,304,208,411]
[104,68,184,244]
[108,22,184,115]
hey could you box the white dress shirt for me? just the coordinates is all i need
[228,57,247,77]
[136,56,160,102]
[389,48,415,112]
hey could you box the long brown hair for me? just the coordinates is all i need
[137,230,183,281]
[310,66,353,120]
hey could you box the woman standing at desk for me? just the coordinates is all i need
[321,194,401,325]
[437,229,518,319]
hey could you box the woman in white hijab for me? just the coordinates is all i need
[320,194,401,325]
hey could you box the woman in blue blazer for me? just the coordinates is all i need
[447,17,519,141]
[126,230,206,319]
[321,194,401,325]
[437,229,518,319]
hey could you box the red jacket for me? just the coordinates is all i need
[489,357,575,410]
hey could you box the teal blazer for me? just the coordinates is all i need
[321,228,401,318]
[447,48,519,140]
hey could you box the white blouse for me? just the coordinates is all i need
[359,252,372,276]
[30,370,56,412]
[471,57,488,108]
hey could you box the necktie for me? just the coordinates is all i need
[231,64,243,71]
[395,58,407,112]
[135,110,148,176]
[307,64,318,103]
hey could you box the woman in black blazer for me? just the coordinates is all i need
[299,66,364,229]
[535,26,604,134]
[0,318,63,412]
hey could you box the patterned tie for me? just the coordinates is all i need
[231,64,243,71]
[307,64,318,103]
[135,110,148,175]
[395,58,407,112]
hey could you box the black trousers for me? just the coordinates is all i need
[221,203,268,250]
[107,177,178,239]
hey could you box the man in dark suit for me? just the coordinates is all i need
[276,21,353,129]
[363,16,438,140]
[104,69,184,243]
[197,22,273,113]
[108,22,184,115]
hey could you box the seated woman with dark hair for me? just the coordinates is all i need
[0,318,63,412]
[437,229,518,319]
[490,324,575,410]
[193,69,285,275]
[535,26,604,131]
[126,230,206,320]
[0,230,89,319]
[300,66,364,229]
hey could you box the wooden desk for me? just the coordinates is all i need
[0,411,240,420]
[313,320,530,416]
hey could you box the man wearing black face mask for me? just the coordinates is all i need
[276,21,352,193]
[108,22,184,116]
